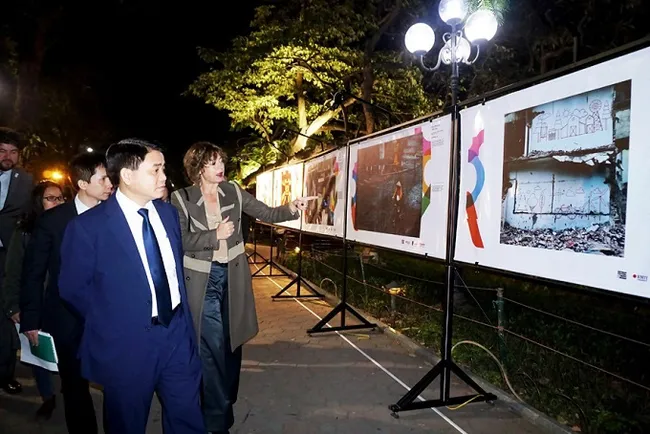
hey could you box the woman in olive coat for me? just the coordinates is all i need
[171,141,312,434]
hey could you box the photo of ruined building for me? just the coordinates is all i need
[355,132,423,238]
[304,155,339,226]
[500,80,631,257]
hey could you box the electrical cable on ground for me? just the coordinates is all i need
[450,340,524,404]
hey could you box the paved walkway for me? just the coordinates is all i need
[0,259,550,433]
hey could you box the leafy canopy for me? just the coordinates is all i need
[188,0,437,171]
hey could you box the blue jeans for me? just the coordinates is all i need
[200,261,242,433]
[32,365,54,400]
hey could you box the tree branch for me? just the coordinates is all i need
[292,97,356,153]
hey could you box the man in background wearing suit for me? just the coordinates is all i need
[0,127,33,394]
[20,152,112,434]
[59,139,204,434]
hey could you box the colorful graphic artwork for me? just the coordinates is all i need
[347,117,451,259]
[466,112,485,248]
[418,126,433,215]
[351,162,358,229]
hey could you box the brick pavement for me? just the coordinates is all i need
[0,258,552,434]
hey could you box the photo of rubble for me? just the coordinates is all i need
[304,154,338,226]
[500,80,631,257]
[355,132,423,238]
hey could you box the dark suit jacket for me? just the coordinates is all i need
[0,168,33,249]
[20,202,82,347]
[58,194,197,385]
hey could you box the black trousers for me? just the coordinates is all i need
[200,262,243,433]
[55,338,98,434]
[0,316,18,385]
[0,249,17,386]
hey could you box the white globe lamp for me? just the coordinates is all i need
[404,23,436,55]
[438,0,468,26]
[465,9,499,43]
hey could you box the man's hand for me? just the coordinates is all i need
[24,330,40,346]
[10,312,20,324]
[289,196,318,213]
[216,216,235,240]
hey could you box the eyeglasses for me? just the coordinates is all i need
[44,196,65,203]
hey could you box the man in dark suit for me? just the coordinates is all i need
[20,152,112,434]
[0,127,33,394]
[59,139,204,434]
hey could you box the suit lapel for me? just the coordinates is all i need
[183,185,210,231]
[154,200,189,304]
[4,169,22,210]
[104,195,150,289]
[218,182,237,224]
[154,201,180,259]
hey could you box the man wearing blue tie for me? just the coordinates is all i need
[59,139,204,434]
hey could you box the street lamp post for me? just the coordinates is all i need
[389,0,499,417]
[404,0,498,105]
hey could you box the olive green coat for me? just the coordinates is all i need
[171,182,298,351]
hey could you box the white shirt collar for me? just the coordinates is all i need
[115,188,154,215]
[74,195,92,215]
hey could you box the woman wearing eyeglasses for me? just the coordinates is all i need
[0,180,64,420]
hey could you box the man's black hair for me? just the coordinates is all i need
[105,138,161,186]
[0,127,24,149]
[69,152,107,190]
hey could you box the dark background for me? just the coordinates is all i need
[0,1,257,184]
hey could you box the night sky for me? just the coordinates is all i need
[93,2,256,167]
[2,1,258,183]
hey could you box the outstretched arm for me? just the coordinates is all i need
[238,185,300,223]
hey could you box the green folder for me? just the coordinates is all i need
[30,333,58,364]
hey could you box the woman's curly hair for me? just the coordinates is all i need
[182,141,228,185]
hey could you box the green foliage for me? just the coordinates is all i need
[455,0,650,98]
[467,0,510,23]
[188,0,438,168]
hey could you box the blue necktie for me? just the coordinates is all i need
[138,208,173,327]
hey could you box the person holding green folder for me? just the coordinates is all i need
[21,152,112,434]
[1,181,64,419]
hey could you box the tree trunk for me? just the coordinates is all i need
[296,72,307,130]
[361,0,402,134]
[362,63,375,134]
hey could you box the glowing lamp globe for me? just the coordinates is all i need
[405,23,435,55]
[438,0,468,26]
[465,9,498,43]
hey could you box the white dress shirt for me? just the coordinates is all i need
[115,189,181,317]
[0,169,12,211]
[74,195,92,215]
[0,170,12,247]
